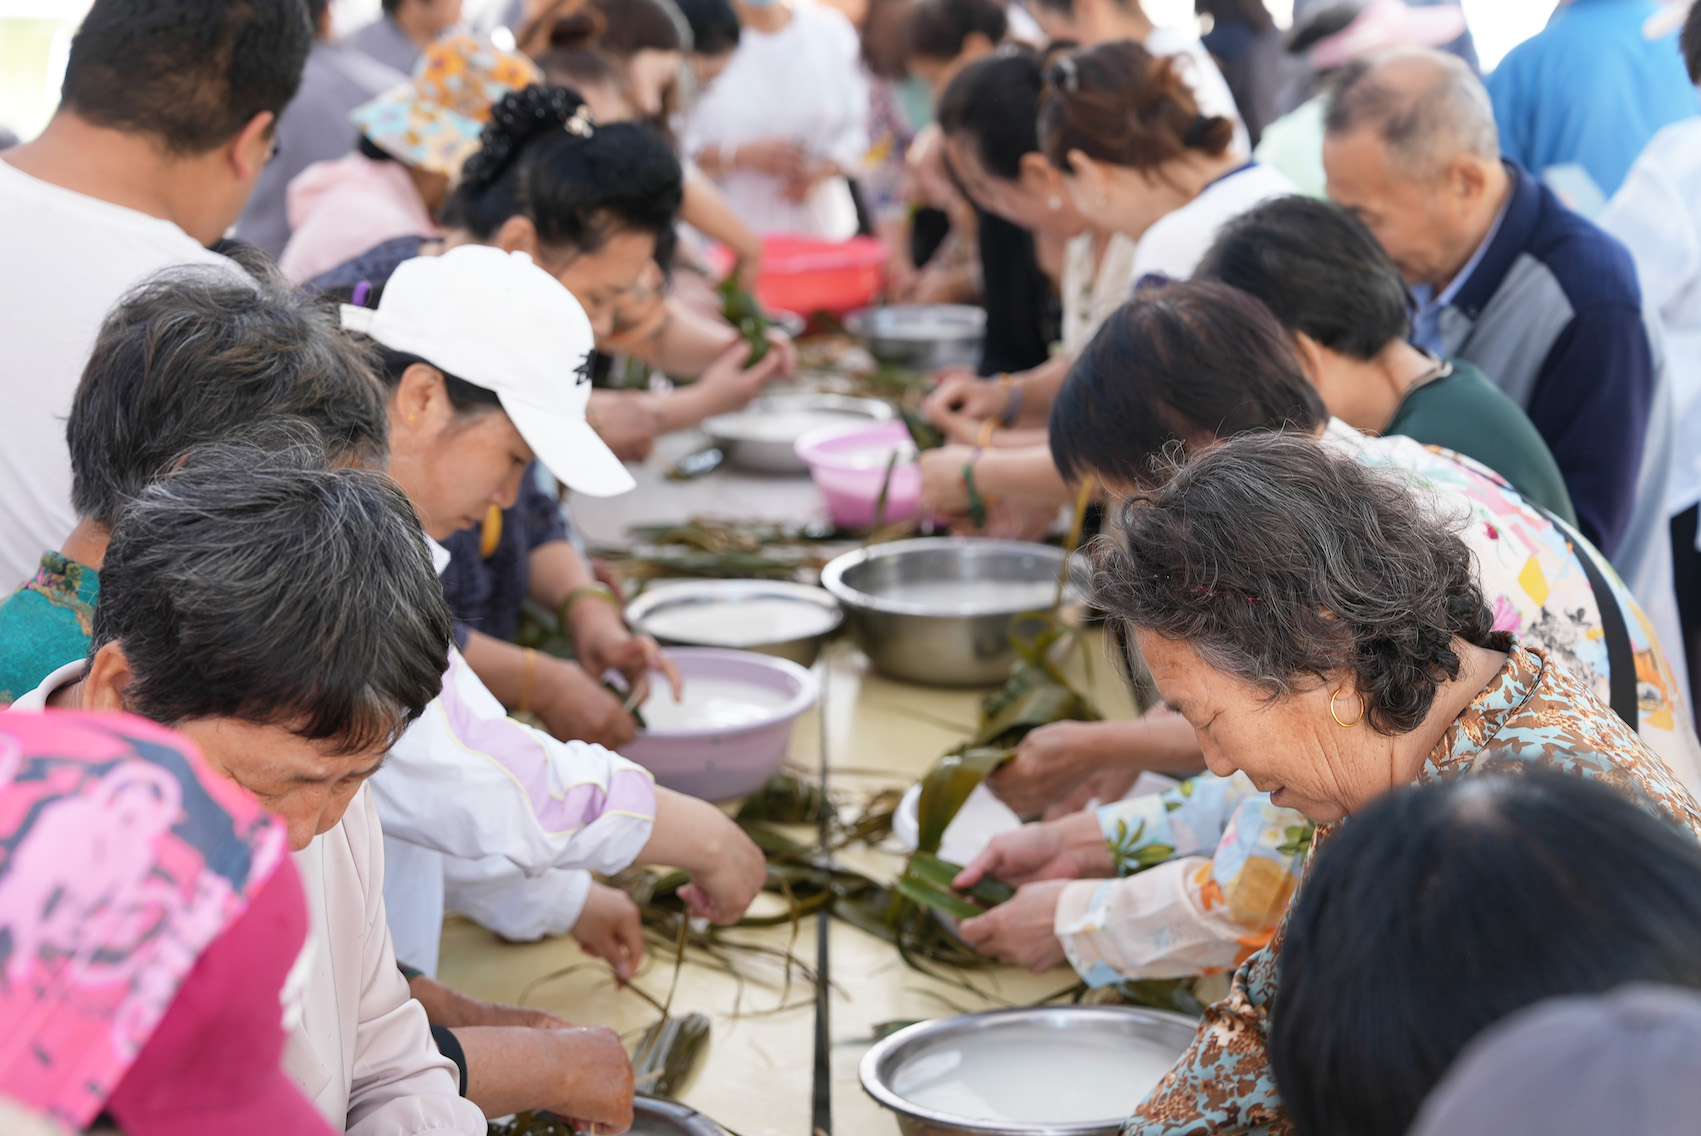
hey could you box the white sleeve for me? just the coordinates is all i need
[821,16,871,172]
[442,855,595,943]
[345,792,487,1136]
[1600,134,1701,314]
[370,649,656,878]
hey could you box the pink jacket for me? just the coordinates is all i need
[279,153,438,285]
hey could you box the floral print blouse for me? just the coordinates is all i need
[1055,421,1701,985]
[1119,643,1701,1136]
[0,552,99,707]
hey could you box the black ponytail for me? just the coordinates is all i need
[449,83,683,268]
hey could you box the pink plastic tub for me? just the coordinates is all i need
[793,421,921,529]
[709,234,887,317]
[619,648,819,801]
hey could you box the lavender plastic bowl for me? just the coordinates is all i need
[619,648,820,801]
[794,420,921,529]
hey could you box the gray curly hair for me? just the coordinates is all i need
[1094,432,1503,735]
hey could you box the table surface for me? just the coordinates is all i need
[436,432,1145,1136]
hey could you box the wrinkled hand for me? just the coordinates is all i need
[532,653,637,749]
[694,335,790,414]
[988,720,1102,818]
[544,1025,637,1134]
[955,810,1111,890]
[1044,766,1140,821]
[573,609,683,710]
[918,444,976,518]
[678,819,767,925]
[956,879,1071,972]
[571,884,647,984]
[587,392,660,462]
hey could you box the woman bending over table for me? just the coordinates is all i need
[967,430,1701,1136]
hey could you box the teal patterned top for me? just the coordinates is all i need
[0,552,99,706]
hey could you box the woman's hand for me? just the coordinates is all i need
[988,720,1106,818]
[571,883,647,984]
[643,789,767,925]
[956,879,1071,972]
[540,1026,637,1134]
[733,138,809,179]
[531,653,637,750]
[587,392,661,462]
[925,371,1009,426]
[687,336,791,417]
[570,598,683,710]
[918,444,976,517]
[954,810,1113,890]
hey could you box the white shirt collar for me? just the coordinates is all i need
[426,535,451,577]
[5,659,88,712]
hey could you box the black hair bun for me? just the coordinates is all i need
[460,84,591,190]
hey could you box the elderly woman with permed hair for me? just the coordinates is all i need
[1075,432,1701,1136]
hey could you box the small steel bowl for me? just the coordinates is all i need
[860,1006,1198,1136]
[846,304,987,371]
[821,537,1088,687]
[701,393,894,474]
[626,579,843,667]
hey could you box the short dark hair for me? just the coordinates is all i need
[1685,0,1701,84]
[675,0,739,55]
[905,0,1007,63]
[1093,431,1500,734]
[1196,195,1413,360]
[1049,281,1326,488]
[937,47,1043,181]
[1272,771,1701,1136]
[1039,40,1235,172]
[93,431,453,754]
[67,256,390,529]
[59,0,311,155]
[450,84,683,268]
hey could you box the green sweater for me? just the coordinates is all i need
[0,551,98,706]
[1386,358,1578,525]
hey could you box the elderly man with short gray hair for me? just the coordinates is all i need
[1320,46,1682,689]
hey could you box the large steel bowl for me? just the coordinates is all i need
[860,1005,1199,1136]
[820,537,1088,687]
[846,304,986,371]
[701,393,894,474]
[625,579,843,667]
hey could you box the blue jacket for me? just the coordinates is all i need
[1437,163,1669,584]
[1487,0,1700,198]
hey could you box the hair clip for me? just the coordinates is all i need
[350,279,372,309]
[564,107,596,138]
[1182,114,1212,148]
[1189,583,1262,606]
[1047,53,1080,92]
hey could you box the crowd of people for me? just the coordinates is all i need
[2,0,1701,1133]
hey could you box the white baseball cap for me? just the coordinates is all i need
[341,244,636,497]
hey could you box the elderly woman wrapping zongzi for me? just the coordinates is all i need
[1077,432,1701,1136]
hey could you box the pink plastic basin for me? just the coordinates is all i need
[619,648,819,801]
[794,420,921,529]
[709,234,887,317]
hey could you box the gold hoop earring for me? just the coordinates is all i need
[406,413,418,424]
[1330,687,1364,728]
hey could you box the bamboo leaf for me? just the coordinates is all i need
[915,747,1011,854]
